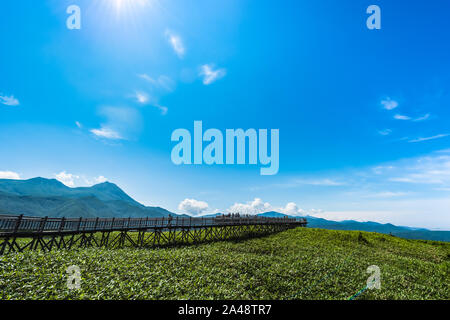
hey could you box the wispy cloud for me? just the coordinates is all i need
[136,74,174,114]
[134,91,150,104]
[378,129,392,136]
[129,91,168,115]
[165,30,185,58]
[434,187,450,192]
[154,104,168,115]
[388,153,450,185]
[372,165,395,174]
[413,113,431,122]
[200,64,226,85]
[408,134,449,143]
[0,171,21,179]
[292,178,346,186]
[91,106,141,141]
[75,121,83,129]
[394,113,431,122]
[250,177,346,191]
[394,114,411,120]
[138,74,175,92]
[380,98,398,110]
[0,94,19,106]
[246,151,450,229]
[90,127,123,140]
[362,191,410,198]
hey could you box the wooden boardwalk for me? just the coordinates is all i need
[0,214,307,255]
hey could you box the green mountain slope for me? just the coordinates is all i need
[0,178,140,205]
[0,178,172,218]
[1,227,448,300]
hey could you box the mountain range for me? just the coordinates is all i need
[256,211,450,242]
[0,177,172,218]
[0,177,448,241]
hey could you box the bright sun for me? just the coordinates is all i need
[95,0,153,18]
[112,0,150,12]
[91,0,159,31]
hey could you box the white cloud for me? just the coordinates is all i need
[240,151,450,229]
[136,74,174,114]
[408,134,449,143]
[75,121,82,128]
[129,91,168,114]
[80,175,108,186]
[55,171,79,187]
[362,191,410,198]
[394,114,411,120]
[378,129,392,136]
[91,106,141,141]
[413,113,430,122]
[178,198,209,215]
[251,177,346,191]
[0,94,19,106]
[392,113,430,122]
[156,75,176,92]
[134,91,149,104]
[372,165,395,174]
[316,197,450,230]
[381,98,398,110]
[388,153,450,185]
[435,187,450,192]
[200,64,226,85]
[227,198,319,217]
[165,30,185,58]
[90,127,123,140]
[94,176,107,184]
[138,73,153,82]
[293,178,345,186]
[228,198,272,215]
[0,171,21,179]
[55,172,108,187]
[279,202,306,216]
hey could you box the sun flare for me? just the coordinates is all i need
[105,0,153,15]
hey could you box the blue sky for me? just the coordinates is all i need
[1,0,450,229]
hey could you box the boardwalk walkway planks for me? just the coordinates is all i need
[0,214,307,254]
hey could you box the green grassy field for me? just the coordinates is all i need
[0,227,448,300]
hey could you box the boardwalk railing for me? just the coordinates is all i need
[0,214,307,254]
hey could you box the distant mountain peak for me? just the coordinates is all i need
[91,181,119,189]
[0,176,173,219]
[0,176,140,206]
[88,181,132,195]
